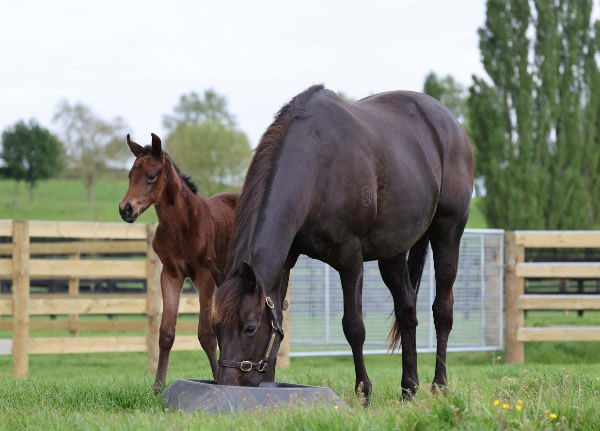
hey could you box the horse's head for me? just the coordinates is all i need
[210,262,284,387]
[119,133,166,223]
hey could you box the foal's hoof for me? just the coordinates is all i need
[153,382,166,395]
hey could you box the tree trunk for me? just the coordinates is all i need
[86,181,95,203]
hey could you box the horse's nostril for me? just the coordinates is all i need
[119,203,133,219]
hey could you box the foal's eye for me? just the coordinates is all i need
[243,323,257,337]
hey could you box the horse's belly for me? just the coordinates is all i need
[360,195,437,260]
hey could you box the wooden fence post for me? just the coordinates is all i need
[12,220,30,378]
[146,224,161,373]
[504,231,525,363]
[277,279,291,368]
[68,252,80,336]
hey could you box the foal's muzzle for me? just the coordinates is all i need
[118,203,137,223]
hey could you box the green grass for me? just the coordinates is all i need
[0,179,487,228]
[0,347,598,430]
[1,310,598,429]
[0,178,157,224]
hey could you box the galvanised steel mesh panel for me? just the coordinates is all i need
[288,229,503,356]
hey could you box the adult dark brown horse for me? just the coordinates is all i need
[210,85,473,403]
[119,133,238,393]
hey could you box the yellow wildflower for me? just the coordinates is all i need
[550,413,558,419]
[516,406,522,411]
[494,400,500,406]
[503,404,509,409]
[518,400,523,404]
[545,410,549,414]
[334,405,339,411]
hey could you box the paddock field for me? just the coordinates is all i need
[1,335,599,430]
[0,180,597,429]
[0,179,488,228]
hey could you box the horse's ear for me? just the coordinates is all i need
[151,133,162,157]
[126,134,143,157]
[209,262,226,287]
[241,261,257,291]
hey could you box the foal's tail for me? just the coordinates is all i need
[388,233,430,352]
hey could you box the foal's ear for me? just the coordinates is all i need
[209,262,226,287]
[151,133,162,157]
[241,261,258,291]
[126,134,143,157]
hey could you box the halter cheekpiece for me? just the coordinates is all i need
[218,296,284,373]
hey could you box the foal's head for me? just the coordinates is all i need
[119,133,167,223]
[210,262,282,387]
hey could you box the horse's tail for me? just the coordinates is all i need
[388,233,430,352]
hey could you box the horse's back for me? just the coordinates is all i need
[209,192,238,210]
[288,89,472,258]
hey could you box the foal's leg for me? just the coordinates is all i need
[153,269,184,394]
[192,269,219,380]
[429,215,466,391]
[378,253,419,399]
[337,242,372,405]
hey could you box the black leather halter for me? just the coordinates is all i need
[218,296,285,373]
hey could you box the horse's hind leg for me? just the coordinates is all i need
[378,253,419,399]
[429,213,468,391]
[154,269,184,394]
[337,241,372,405]
[193,269,219,380]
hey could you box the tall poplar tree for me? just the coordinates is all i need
[469,0,600,229]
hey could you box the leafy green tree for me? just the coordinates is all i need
[336,91,355,103]
[423,72,468,122]
[469,0,599,229]
[163,89,252,195]
[163,89,235,132]
[166,122,252,196]
[1,120,64,201]
[52,101,129,202]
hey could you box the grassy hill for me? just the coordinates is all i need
[0,178,487,228]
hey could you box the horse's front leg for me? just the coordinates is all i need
[153,268,184,394]
[337,242,372,406]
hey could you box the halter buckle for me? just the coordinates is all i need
[240,361,253,372]
[257,360,268,372]
[266,296,275,309]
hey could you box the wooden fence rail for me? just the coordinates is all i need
[505,230,600,363]
[0,219,290,377]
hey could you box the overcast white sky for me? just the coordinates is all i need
[1,0,488,146]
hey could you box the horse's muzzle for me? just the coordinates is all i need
[119,203,137,223]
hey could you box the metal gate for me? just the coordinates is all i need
[288,229,504,356]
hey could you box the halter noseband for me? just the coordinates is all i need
[218,296,285,374]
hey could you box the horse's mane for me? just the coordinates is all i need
[138,147,198,194]
[226,84,324,275]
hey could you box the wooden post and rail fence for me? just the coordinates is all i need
[2,220,598,374]
[504,231,600,363]
[0,219,290,378]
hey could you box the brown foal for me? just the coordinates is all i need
[119,133,237,393]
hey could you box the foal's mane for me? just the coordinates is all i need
[226,84,324,276]
[137,146,198,194]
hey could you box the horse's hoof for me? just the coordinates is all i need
[401,386,418,401]
[431,383,447,396]
[355,381,371,407]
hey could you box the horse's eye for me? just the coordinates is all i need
[243,323,257,337]
[146,174,157,184]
